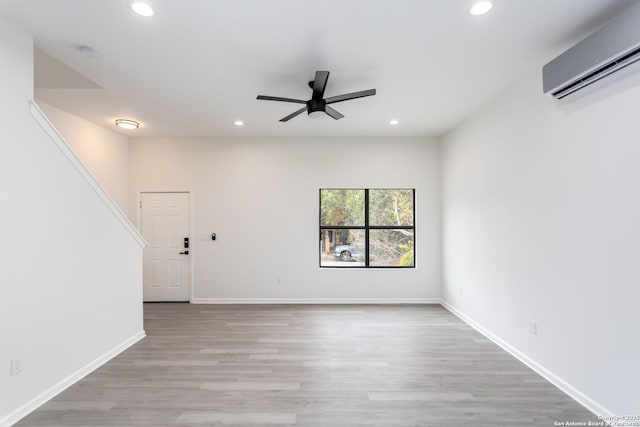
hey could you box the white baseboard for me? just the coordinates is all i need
[1,330,146,427]
[439,300,613,418]
[191,298,440,304]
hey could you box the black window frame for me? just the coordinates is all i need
[319,188,416,268]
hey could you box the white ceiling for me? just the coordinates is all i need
[1,0,636,138]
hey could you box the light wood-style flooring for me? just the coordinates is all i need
[18,303,597,426]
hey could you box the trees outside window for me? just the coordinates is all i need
[320,189,415,268]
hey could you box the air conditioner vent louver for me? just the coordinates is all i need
[551,45,640,99]
[543,2,640,100]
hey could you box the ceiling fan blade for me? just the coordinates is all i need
[325,105,344,120]
[325,88,376,104]
[312,71,330,100]
[257,95,307,104]
[279,106,308,122]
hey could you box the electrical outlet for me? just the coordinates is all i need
[10,359,22,376]
[277,276,283,284]
[530,320,537,336]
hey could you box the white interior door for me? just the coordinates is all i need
[141,192,190,302]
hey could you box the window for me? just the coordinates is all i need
[319,189,415,268]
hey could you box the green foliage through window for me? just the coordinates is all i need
[320,189,415,268]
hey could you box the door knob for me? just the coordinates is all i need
[179,250,189,255]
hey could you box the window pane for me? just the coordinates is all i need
[369,189,414,226]
[320,229,366,267]
[320,189,365,226]
[369,229,414,267]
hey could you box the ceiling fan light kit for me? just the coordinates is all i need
[257,71,376,122]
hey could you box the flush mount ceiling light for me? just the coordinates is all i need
[470,0,493,15]
[389,119,399,125]
[234,120,244,126]
[130,2,154,17]
[115,119,140,129]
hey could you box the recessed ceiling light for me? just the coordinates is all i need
[131,2,154,17]
[389,119,399,125]
[234,120,244,126]
[115,119,140,129]
[470,0,493,15]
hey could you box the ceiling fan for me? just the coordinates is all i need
[256,71,376,122]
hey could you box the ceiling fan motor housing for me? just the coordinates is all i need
[307,98,326,115]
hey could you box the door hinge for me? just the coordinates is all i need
[139,200,142,208]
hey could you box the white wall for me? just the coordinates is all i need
[37,102,132,220]
[0,17,144,425]
[130,137,440,302]
[441,68,640,415]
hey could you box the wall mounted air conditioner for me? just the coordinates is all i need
[543,1,640,100]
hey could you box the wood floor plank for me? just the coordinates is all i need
[17,303,600,426]
[368,391,475,401]
[177,411,297,423]
[200,381,301,391]
[200,347,279,354]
